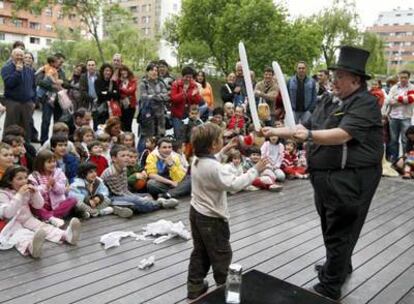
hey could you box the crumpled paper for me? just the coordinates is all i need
[138,255,155,270]
[100,220,191,249]
[142,219,191,244]
[100,231,138,249]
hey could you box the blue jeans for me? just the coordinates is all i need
[388,118,411,161]
[171,117,184,141]
[111,194,160,213]
[40,100,62,143]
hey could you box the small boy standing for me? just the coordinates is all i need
[187,123,268,300]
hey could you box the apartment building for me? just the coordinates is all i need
[367,8,414,72]
[0,0,80,56]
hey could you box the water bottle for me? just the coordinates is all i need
[225,263,242,303]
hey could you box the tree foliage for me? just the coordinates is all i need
[312,0,360,68]
[361,32,387,76]
[165,0,323,75]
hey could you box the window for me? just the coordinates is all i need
[46,38,52,46]
[147,4,151,12]
[45,7,53,17]
[0,17,4,24]
[0,1,3,9]
[44,24,53,32]
[69,13,76,20]
[130,6,137,12]
[29,22,40,30]
[132,17,138,24]
[30,37,40,44]
[142,16,151,24]
[144,28,150,35]
[0,33,5,40]
[57,11,63,19]
[12,19,23,28]
[142,4,146,12]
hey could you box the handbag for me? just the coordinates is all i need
[57,89,74,113]
[108,99,122,117]
[258,98,270,121]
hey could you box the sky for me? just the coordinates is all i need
[280,0,413,29]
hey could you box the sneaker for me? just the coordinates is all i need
[112,206,133,218]
[159,192,172,200]
[79,211,90,219]
[30,229,47,258]
[48,216,65,228]
[65,218,81,245]
[157,197,179,209]
[269,184,283,192]
[187,280,209,300]
[99,206,114,216]
[311,283,341,301]
[245,185,260,191]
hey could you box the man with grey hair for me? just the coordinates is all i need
[1,48,36,141]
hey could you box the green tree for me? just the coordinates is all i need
[361,32,387,76]
[165,0,323,75]
[11,0,132,63]
[313,0,360,68]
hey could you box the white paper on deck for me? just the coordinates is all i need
[238,42,261,132]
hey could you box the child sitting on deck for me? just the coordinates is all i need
[187,123,268,300]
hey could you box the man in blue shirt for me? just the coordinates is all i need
[287,61,317,124]
[1,48,36,142]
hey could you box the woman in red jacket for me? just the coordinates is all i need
[170,66,203,141]
[119,65,137,132]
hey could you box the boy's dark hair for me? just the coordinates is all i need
[263,66,274,75]
[157,137,173,147]
[54,53,66,60]
[77,162,97,179]
[158,59,169,67]
[87,140,102,152]
[127,146,138,154]
[2,135,22,146]
[3,124,25,137]
[247,146,261,156]
[146,62,158,72]
[33,150,55,173]
[110,144,129,158]
[399,70,411,77]
[74,108,89,120]
[181,66,196,77]
[50,133,68,149]
[406,125,414,137]
[228,149,241,162]
[0,165,28,189]
[12,41,25,50]
[47,56,57,65]
[319,69,329,76]
[212,107,224,117]
[189,104,199,113]
[191,123,222,157]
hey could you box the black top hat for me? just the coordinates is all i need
[328,46,371,80]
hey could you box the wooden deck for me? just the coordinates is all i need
[0,178,413,304]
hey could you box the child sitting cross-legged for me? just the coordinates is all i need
[28,150,78,228]
[126,147,148,193]
[244,146,283,192]
[187,123,269,300]
[281,139,308,179]
[69,162,133,218]
[0,166,81,258]
[101,144,179,214]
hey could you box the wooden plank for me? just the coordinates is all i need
[397,287,414,304]
[342,248,414,304]
[2,187,314,303]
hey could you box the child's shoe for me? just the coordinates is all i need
[245,185,260,191]
[269,184,283,192]
[112,206,133,218]
[187,280,209,300]
[30,229,47,258]
[65,218,81,245]
[157,197,179,209]
[48,216,65,228]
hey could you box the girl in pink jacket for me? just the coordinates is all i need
[29,150,78,228]
[0,166,81,258]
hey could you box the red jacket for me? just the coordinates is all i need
[119,78,138,108]
[170,79,202,119]
[227,115,245,130]
[0,219,7,232]
[89,155,108,176]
